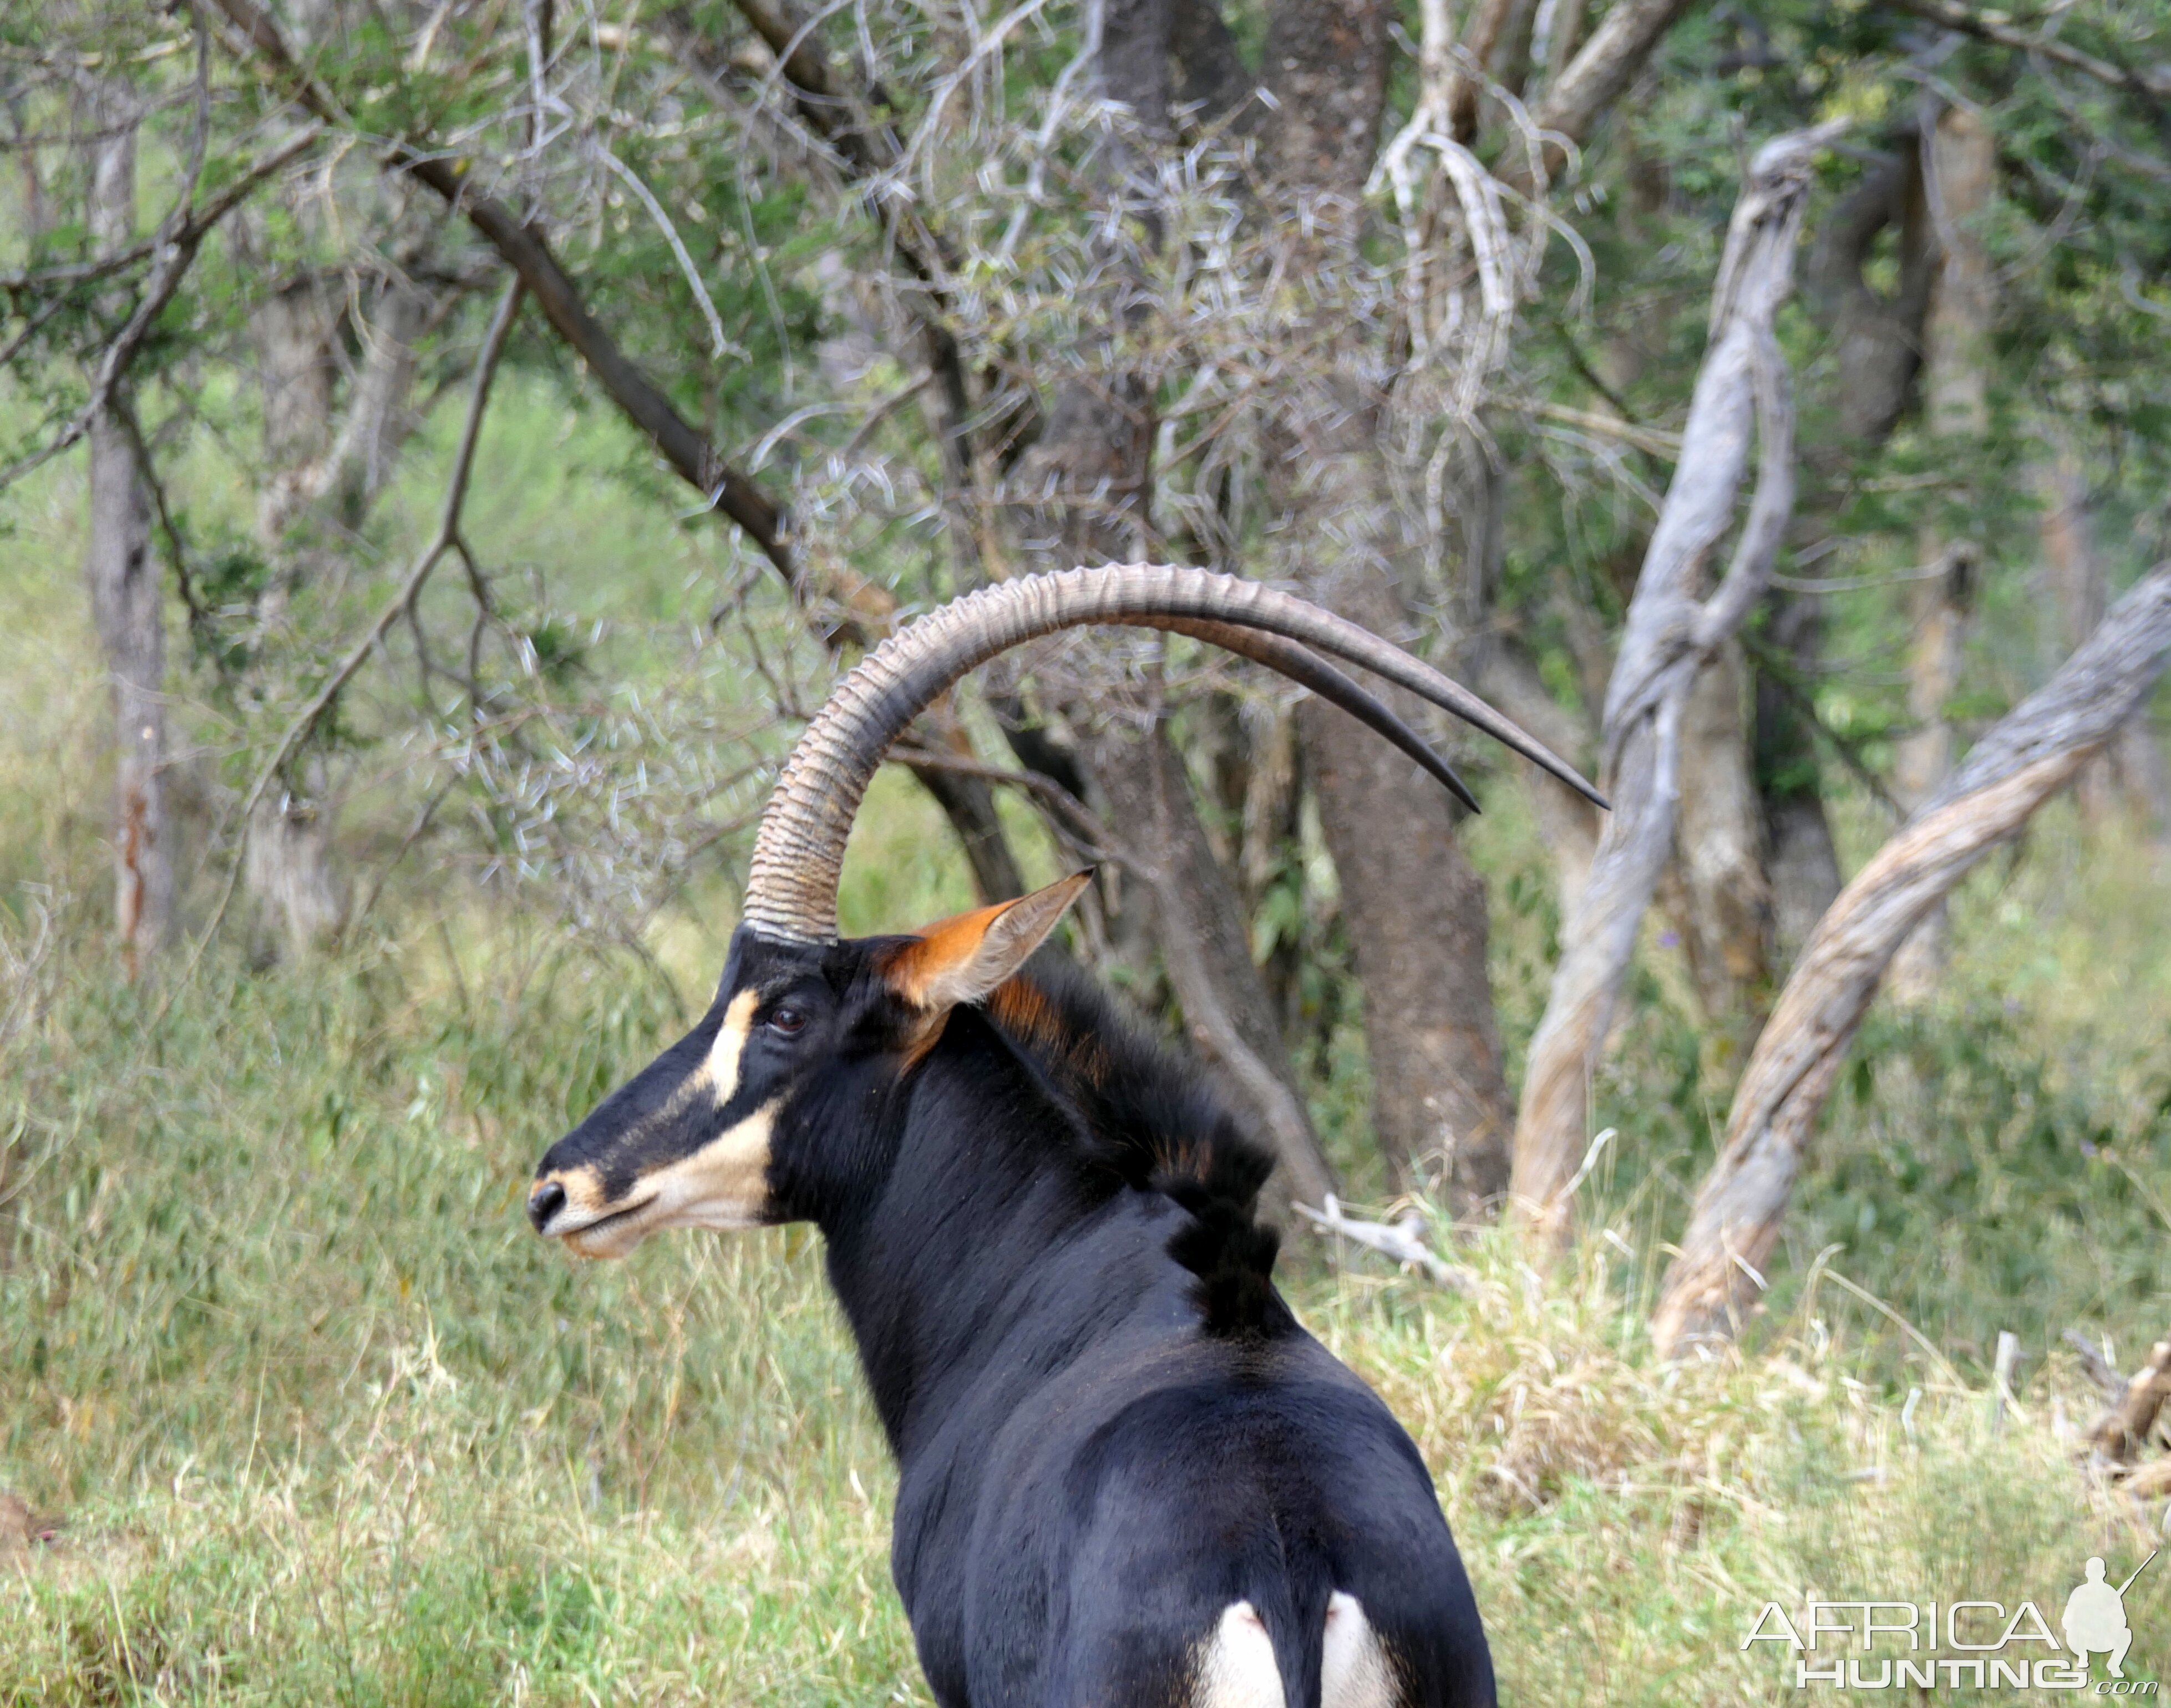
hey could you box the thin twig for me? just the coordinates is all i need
[1534,401,1682,457]
[887,743,1124,867]
[112,393,215,652]
[1885,0,2171,114]
[0,125,322,495]
[594,140,734,361]
[158,277,522,1014]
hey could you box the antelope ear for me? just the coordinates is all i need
[885,871,1093,1013]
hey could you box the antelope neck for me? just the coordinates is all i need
[813,1006,1190,1456]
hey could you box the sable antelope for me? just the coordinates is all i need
[528,566,1602,1708]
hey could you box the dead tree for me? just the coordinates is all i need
[1652,563,2171,1355]
[1510,124,1838,1242]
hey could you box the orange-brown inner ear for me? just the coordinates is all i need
[880,871,1093,1016]
[882,900,1012,1009]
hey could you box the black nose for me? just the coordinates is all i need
[527,1179,566,1233]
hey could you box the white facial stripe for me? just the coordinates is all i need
[699,989,762,1104]
[1195,1602,1286,1708]
[562,1100,779,1259]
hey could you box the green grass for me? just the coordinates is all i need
[2,890,2167,1704]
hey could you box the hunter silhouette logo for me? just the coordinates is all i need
[1743,1547,2161,1691]
[2066,1552,2156,1680]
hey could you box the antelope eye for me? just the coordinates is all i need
[767,1004,809,1036]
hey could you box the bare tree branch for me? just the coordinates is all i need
[1295,1196,1478,1292]
[1533,0,1698,154]
[1652,563,2171,1355]
[171,278,524,993]
[1884,0,2171,114]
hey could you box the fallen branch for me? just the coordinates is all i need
[2088,1334,2171,1463]
[1653,563,2171,1355]
[2066,1326,2130,1405]
[1296,1196,1478,1293]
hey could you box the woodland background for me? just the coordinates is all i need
[4,0,2171,1700]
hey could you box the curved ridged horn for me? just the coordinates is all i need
[744,565,1605,943]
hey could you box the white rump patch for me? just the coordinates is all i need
[1195,1601,1285,1708]
[1322,1592,1395,1708]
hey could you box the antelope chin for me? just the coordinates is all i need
[560,1197,660,1259]
[574,1117,785,1260]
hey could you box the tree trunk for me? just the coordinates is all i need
[1669,642,1774,1035]
[1303,689,1514,1209]
[1480,642,1600,923]
[258,278,336,467]
[2039,441,2171,842]
[1260,0,1390,208]
[1510,125,1829,1244]
[1259,0,1518,1215]
[1755,593,1843,965]
[1024,401,1328,1206]
[320,277,431,527]
[1000,0,1335,1210]
[1754,128,1933,966]
[245,791,344,959]
[1652,563,2171,1355]
[83,87,171,974]
[247,266,345,955]
[1297,568,1516,1211]
[1890,105,1996,998]
[1805,133,1935,450]
[1089,719,1337,1213]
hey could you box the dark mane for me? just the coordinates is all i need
[983,954,1291,1338]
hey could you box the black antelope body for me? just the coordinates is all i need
[527,566,1604,1707]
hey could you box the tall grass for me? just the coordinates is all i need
[2,877,2167,1703]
